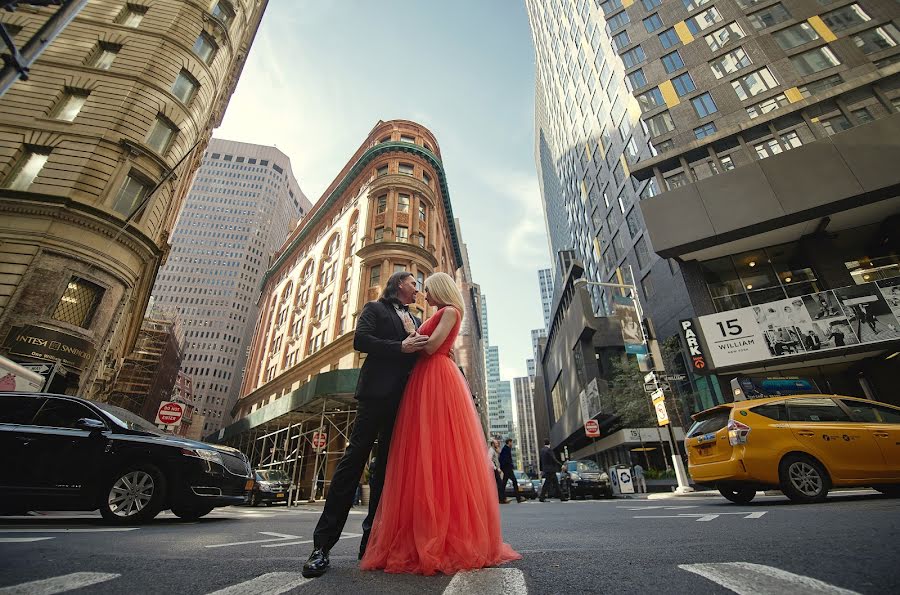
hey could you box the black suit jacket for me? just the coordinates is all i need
[540,446,562,473]
[353,299,421,401]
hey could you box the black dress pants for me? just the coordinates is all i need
[499,466,522,501]
[540,470,563,500]
[312,397,401,552]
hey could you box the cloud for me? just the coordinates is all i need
[479,170,548,271]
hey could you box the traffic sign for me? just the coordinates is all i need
[312,432,328,450]
[666,374,687,382]
[651,389,669,426]
[155,401,184,426]
[643,371,657,384]
[643,382,657,393]
[584,419,600,438]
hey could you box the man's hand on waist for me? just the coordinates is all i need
[401,332,428,353]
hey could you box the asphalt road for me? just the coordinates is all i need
[1,490,898,594]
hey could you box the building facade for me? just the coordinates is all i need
[0,0,268,398]
[150,138,310,435]
[539,267,555,328]
[513,375,540,475]
[631,0,900,405]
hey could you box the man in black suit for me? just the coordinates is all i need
[303,271,427,578]
[539,439,566,502]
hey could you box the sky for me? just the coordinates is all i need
[217,0,550,381]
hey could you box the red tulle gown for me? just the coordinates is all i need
[360,306,521,575]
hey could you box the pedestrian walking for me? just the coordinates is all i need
[539,439,566,502]
[632,463,647,494]
[489,439,503,503]
[498,438,523,503]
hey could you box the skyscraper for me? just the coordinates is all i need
[513,375,539,475]
[538,268,554,329]
[150,139,311,435]
[0,1,269,398]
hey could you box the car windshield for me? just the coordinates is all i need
[94,402,165,435]
[514,471,528,480]
[257,469,290,482]
[570,460,600,473]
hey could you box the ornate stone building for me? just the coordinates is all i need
[0,1,267,397]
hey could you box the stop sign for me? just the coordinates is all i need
[155,401,184,426]
[584,419,600,438]
[312,432,327,450]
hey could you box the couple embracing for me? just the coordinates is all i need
[302,271,520,577]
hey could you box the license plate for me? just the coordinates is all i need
[245,480,254,490]
[276,493,285,498]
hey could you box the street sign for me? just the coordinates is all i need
[643,382,657,393]
[643,371,657,384]
[584,419,600,438]
[666,374,687,382]
[155,401,184,426]
[651,389,669,426]
[311,432,328,450]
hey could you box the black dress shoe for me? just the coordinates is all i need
[302,548,330,578]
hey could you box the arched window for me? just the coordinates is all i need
[301,260,314,282]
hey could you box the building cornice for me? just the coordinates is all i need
[262,141,463,288]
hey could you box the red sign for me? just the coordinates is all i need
[584,419,600,438]
[155,401,184,426]
[312,432,327,450]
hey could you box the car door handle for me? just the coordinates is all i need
[796,431,815,437]
[873,432,890,438]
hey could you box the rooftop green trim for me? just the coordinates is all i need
[209,368,360,443]
[262,141,463,288]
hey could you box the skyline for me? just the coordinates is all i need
[216,0,549,380]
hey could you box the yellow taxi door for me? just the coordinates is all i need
[785,398,886,481]
[839,399,900,479]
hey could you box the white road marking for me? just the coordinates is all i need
[0,528,139,533]
[618,505,700,510]
[206,532,301,549]
[635,512,767,521]
[0,572,120,595]
[261,531,362,548]
[679,562,860,594]
[0,537,54,543]
[443,568,527,595]
[205,572,310,595]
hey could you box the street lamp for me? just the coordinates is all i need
[573,273,694,495]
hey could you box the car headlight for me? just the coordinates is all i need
[181,448,223,465]
[258,481,274,489]
[570,472,581,482]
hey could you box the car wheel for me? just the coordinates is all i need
[718,486,756,504]
[248,492,259,507]
[873,485,900,497]
[171,505,215,521]
[779,454,830,504]
[99,463,166,524]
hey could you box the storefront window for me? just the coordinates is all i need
[845,255,900,285]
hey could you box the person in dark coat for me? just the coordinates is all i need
[303,272,428,578]
[498,438,523,503]
[539,439,566,502]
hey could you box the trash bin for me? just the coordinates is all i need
[608,465,635,495]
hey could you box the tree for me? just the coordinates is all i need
[607,356,655,427]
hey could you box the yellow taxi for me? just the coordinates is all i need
[685,394,900,504]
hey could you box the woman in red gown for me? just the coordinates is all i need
[360,272,521,575]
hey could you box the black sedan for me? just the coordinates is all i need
[248,469,292,506]
[0,392,253,524]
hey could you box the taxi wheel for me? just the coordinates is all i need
[779,454,830,504]
[718,486,756,504]
[98,463,167,524]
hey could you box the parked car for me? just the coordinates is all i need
[564,459,613,499]
[504,470,537,500]
[686,394,900,504]
[0,392,253,524]
[248,469,292,506]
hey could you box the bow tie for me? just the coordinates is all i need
[394,304,410,312]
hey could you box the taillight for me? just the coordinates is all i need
[727,419,751,446]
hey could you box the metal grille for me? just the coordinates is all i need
[52,277,103,328]
[221,452,251,477]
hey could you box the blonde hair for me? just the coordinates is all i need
[424,272,465,314]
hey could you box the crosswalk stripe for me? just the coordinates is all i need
[0,538,54,543]
[205,572,310,595]
[0,572,120,595]
[679,562,860,594]
[443,568,527,595]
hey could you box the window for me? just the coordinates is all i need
[840,399,900,424]
[423,172,431,185]
[0,395,44,425]
[211,1,235,25]
[370,264,381,286]
[755,138,784,159]
[731,67,778,100]
[665,171,690,190]
[4,147,50,191]
[418,204,426,221]
[691,93,718,117]
[852,107,874,124]
[798,73,843,98]
[146,115,177,154]
[376,165,388,177]
[821,113,852,135]
[659,27,680,49]
[172,70,199,104]
[627,68,648,90]
[746,94,789,118]
[396,226,409,242]
[781,130,802,149]
[193,33,218,64]
[113,173,151,217]
[32,398,103,429]
[773,23,820,50]
[683,0,712,10]
[417,233,425,248]
[600,0,623,15]
[747,4,791,30]
[686,7,722,35]
[709,48,752,79]
[613,30,631,51]
[694,122,717,139]
[398,163,414,176]
[791,46,841,75]
[671,72,696,96]
[645,111,675,136]
[642,0,662,9]
[635,236,651,268]
[643,14,663,33]
[706,22,746,51]
[661,51,685,73]
[376,194,387,214]
[89,43,120,70]
[397,193,410,213]
[400,134,415,143]
[626,208,641,237]
[822,4,871,33]
[852,25,899,55]
[750,402,787,421]
[374,227,384,242]
[621,46,645,68]
[607,10,630,31]
[637,87,664,112]
[52,277,104,328]
[786,398,850,423]
[116,4,148,27]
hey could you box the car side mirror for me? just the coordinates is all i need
[76,418,106,432]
